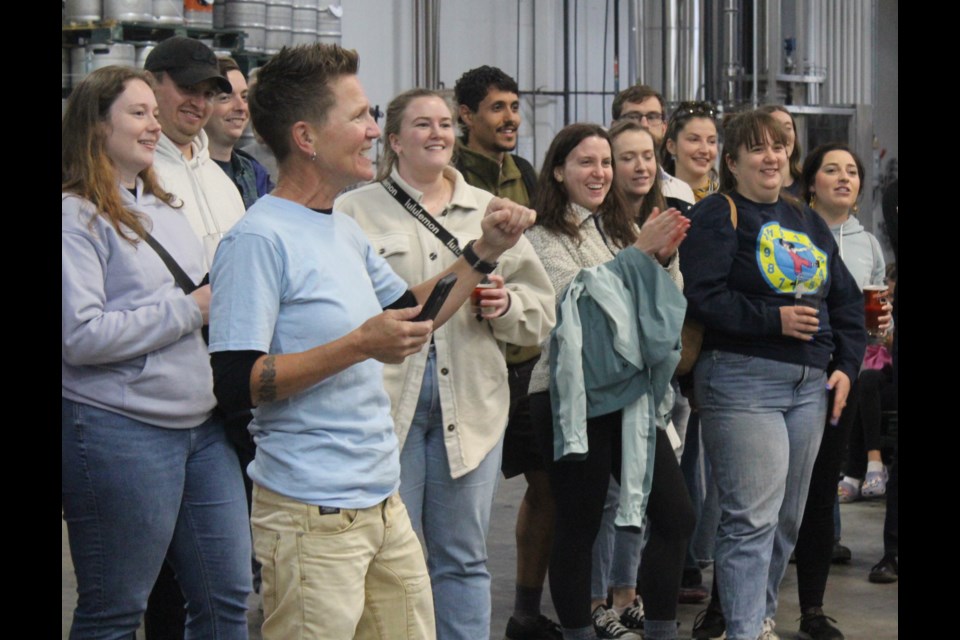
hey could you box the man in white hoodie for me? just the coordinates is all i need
[140,36,250,636]
[145,36,246,268]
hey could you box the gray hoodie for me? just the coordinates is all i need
[829,216,886,290]
[62,184,214,429]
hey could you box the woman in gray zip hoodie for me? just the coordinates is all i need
[789,143,888,640]
[61,66,250,639]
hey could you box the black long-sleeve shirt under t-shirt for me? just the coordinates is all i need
[210,290,419,415]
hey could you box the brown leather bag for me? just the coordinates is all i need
[676,194,738,376]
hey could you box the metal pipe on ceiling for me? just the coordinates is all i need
[751,0,758,107]
[662,0,679,103]
[721,0,740,107]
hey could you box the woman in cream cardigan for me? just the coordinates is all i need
[336,88,554,640]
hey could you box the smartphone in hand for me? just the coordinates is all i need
[414,273,458,322]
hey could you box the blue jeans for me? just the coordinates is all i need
[399,348,503,640]
[62,399,252,640]
[694,352,826,640]
[590,479,644,599]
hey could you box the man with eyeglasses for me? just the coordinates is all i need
[145,36,247,270]
[611,85,695,205]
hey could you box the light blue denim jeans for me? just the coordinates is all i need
[694,351,827,640]
[399,347,504,640]
[61,398,252,640]
[590,479,644,600]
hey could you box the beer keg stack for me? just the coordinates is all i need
[62,0,343,113]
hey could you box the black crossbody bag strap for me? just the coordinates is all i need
[141,233,201,293]
[140,233,211,343]
[381,177,463,258]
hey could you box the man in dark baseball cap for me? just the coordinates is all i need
[138,34,249,635]
[144,35,232,94]
[144,35,247,267]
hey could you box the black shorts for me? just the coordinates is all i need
[501,355,547,478]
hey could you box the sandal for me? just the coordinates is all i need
[861,468,888,498]
[837,478,860,503]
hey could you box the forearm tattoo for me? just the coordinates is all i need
[259,355,278,402]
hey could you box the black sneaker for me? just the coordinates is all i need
[679,567,710,604]
[504,614,563,640]
[868,554,898,584]
[619,597,644,631]
[692,608,726,639]
[831,541,852,564]
[592,605,643,640]
[798,608,845,640]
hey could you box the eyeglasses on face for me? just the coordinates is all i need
[619,110,664,125]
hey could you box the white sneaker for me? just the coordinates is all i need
[592,605,643,640]
[758,617,780,640]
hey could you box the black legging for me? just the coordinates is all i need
[638,425,696,621]
[844,367,896,479]
[793,387,854,610]
[531,392,695,629]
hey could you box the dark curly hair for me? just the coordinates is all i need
[453,65,519,137]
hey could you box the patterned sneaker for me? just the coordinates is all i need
[758,617,780,640]
[504,614,563,640]
[837,478,860,503]
[860,468,889,498]
[798,608,845,640]
[692,608,726,639]
[619,597,644,631]
[592,605,643,640]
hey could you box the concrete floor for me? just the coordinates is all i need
[62,475,898,639]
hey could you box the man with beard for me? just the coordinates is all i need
[454,66,559,640]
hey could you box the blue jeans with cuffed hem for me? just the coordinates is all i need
[399,348,503,640]
[694,351,826,640]
[62,398,251,640]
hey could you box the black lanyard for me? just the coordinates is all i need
[381,177,462,258]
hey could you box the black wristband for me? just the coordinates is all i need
[462,240,498,275]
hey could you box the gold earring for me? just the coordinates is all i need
[852,202,859,213]
[811,193,817,208]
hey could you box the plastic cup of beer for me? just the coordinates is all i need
[471,277,496,317]
[863,285,887,337]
